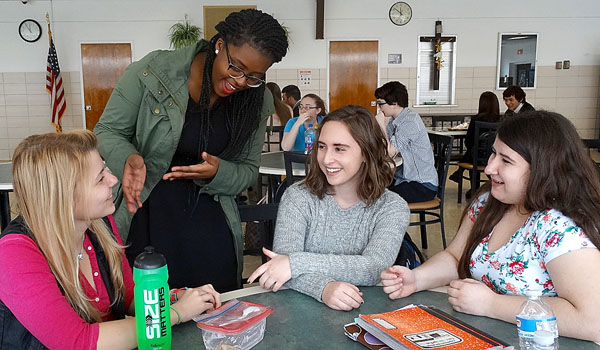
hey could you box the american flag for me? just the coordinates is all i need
[46,36,66,133]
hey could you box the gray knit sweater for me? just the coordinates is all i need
[273,183,410,302]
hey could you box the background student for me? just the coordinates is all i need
[381,111,600,342]
[250,105,409,311]
[0,131,220,350]
[281,93,327,152]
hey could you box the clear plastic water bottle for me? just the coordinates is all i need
[134,246,171,349]
[516,290,558,350]
[304,124,316,154]
[533,330,558,350]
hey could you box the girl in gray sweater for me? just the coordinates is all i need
[249,105,410,310]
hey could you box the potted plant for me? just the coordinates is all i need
[168,15,202,49]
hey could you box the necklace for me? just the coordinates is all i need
[77,233,86,260]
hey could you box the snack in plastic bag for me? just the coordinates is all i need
[194,299,273,350]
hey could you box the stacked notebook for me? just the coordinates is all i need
[344,304,509,350]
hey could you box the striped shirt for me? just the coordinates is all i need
[386,108,438,190]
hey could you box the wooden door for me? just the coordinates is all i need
[329,41,378,114]
[81,43,132,130]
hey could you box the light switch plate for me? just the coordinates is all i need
[555,61,562,69]
[563,60,571,69]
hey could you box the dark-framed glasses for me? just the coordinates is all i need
[224,42,266,88]
[376,101,388,107]
[299,105,318,110]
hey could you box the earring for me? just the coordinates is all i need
[215,49,219,54]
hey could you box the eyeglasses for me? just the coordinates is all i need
[299,105,318,110]
[223,41,266,88]
[376,101,388,107]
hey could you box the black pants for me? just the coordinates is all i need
[389,181,437,203]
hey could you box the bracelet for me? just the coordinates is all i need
[169,287,189,304]
[170,305,182,325]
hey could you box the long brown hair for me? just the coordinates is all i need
[12,130,126,322]
[304,105,395,207]
[302,93,328,116]
[458,111,600,278]
[266,82,291,126]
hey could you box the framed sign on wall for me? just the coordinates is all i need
[203,5,257,40]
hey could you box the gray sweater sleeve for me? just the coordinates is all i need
[273,184,409,302]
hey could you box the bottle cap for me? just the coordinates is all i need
[134,246,167,270]
[533,330,555,346]
[525,289,543,297]
[308,124,313,128]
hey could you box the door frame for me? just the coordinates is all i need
[326,38,380,110]
[78,40,134,129]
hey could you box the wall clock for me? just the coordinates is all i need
[19,19,42,43]
[389,2,412,26]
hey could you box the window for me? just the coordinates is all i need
[416,36,457,106]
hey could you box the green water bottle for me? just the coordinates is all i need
[134,246,171,350]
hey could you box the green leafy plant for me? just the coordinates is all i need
[169,15,202,49]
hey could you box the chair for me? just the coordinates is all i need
[264,125,285,152]
[408,133,453,249]
[239,202,279,284]
[456,121,500,204]
[274,151,309,202]
[582,138,600,168]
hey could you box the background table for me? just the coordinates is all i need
[0,162,12,231]
[172,286,599,349]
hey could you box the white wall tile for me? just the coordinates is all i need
[0,95,4,107]
[319,69,327,80]
[6,117,27,127]
[0,107,5,117]
[28,105,51,116]
[537,76,557,88]
[456,67,473,78]
[5,95,27,106]
[7,127,30,139]
[455,78,473,89]
[473,67,496,78]
[3,73,25,84]
[3,84,27,95]
[277,69,297,80]
[27,94,50,106]
[535,87,557,98]
[537,66,558,77]
[5,106,28,117]
[0,150,9,161]
[26,83,47,95]
[25,72,46,84]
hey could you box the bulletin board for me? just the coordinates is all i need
[203,5,257,40]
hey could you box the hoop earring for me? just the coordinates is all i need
[215,49,219,54]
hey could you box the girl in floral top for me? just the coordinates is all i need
[381,111,600,342]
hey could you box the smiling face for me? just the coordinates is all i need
[74,150,118,225]
[212,39,272,98]
[503,95,520,111]
[484,137,530,206]
[317,121,365,195]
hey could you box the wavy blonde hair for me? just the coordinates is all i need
[12,130,126,323]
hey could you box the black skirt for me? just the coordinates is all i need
[126,97,238,292]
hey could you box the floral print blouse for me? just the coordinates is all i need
[468,192,595,296]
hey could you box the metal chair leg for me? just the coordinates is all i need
[419,212,428,249]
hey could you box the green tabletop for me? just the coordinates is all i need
[172,287,599,349]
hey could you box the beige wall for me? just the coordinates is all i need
[1,64,598,161]
[0,71,84,160]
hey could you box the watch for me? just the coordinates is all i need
[389,2,412,26]
[19,19,42,43]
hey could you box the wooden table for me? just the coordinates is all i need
[171,286,600,349]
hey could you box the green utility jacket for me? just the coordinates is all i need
[94,40,273,284]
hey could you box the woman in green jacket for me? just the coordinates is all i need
[94,9,288,292]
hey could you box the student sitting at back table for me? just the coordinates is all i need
[503,85,535,117]
[381,111,600,342]
[249,105,409,311]
[374,81,438,203]
[0,130,220,350]
[282,84,301,118]
[281,94,327,152]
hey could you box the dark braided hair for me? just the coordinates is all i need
[195,9,288,161]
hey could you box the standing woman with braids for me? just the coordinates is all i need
[381,111,600,342]
[95,9,288,292]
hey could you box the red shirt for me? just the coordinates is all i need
[0,216,134,350]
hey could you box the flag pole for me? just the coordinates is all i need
[46,13,51,44]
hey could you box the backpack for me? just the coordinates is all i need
[394,234,425,269]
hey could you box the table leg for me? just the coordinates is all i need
[1,191,11,232]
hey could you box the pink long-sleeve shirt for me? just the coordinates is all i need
[0,216,134,350]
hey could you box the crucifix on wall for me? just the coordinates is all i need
[419,20,455,90]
